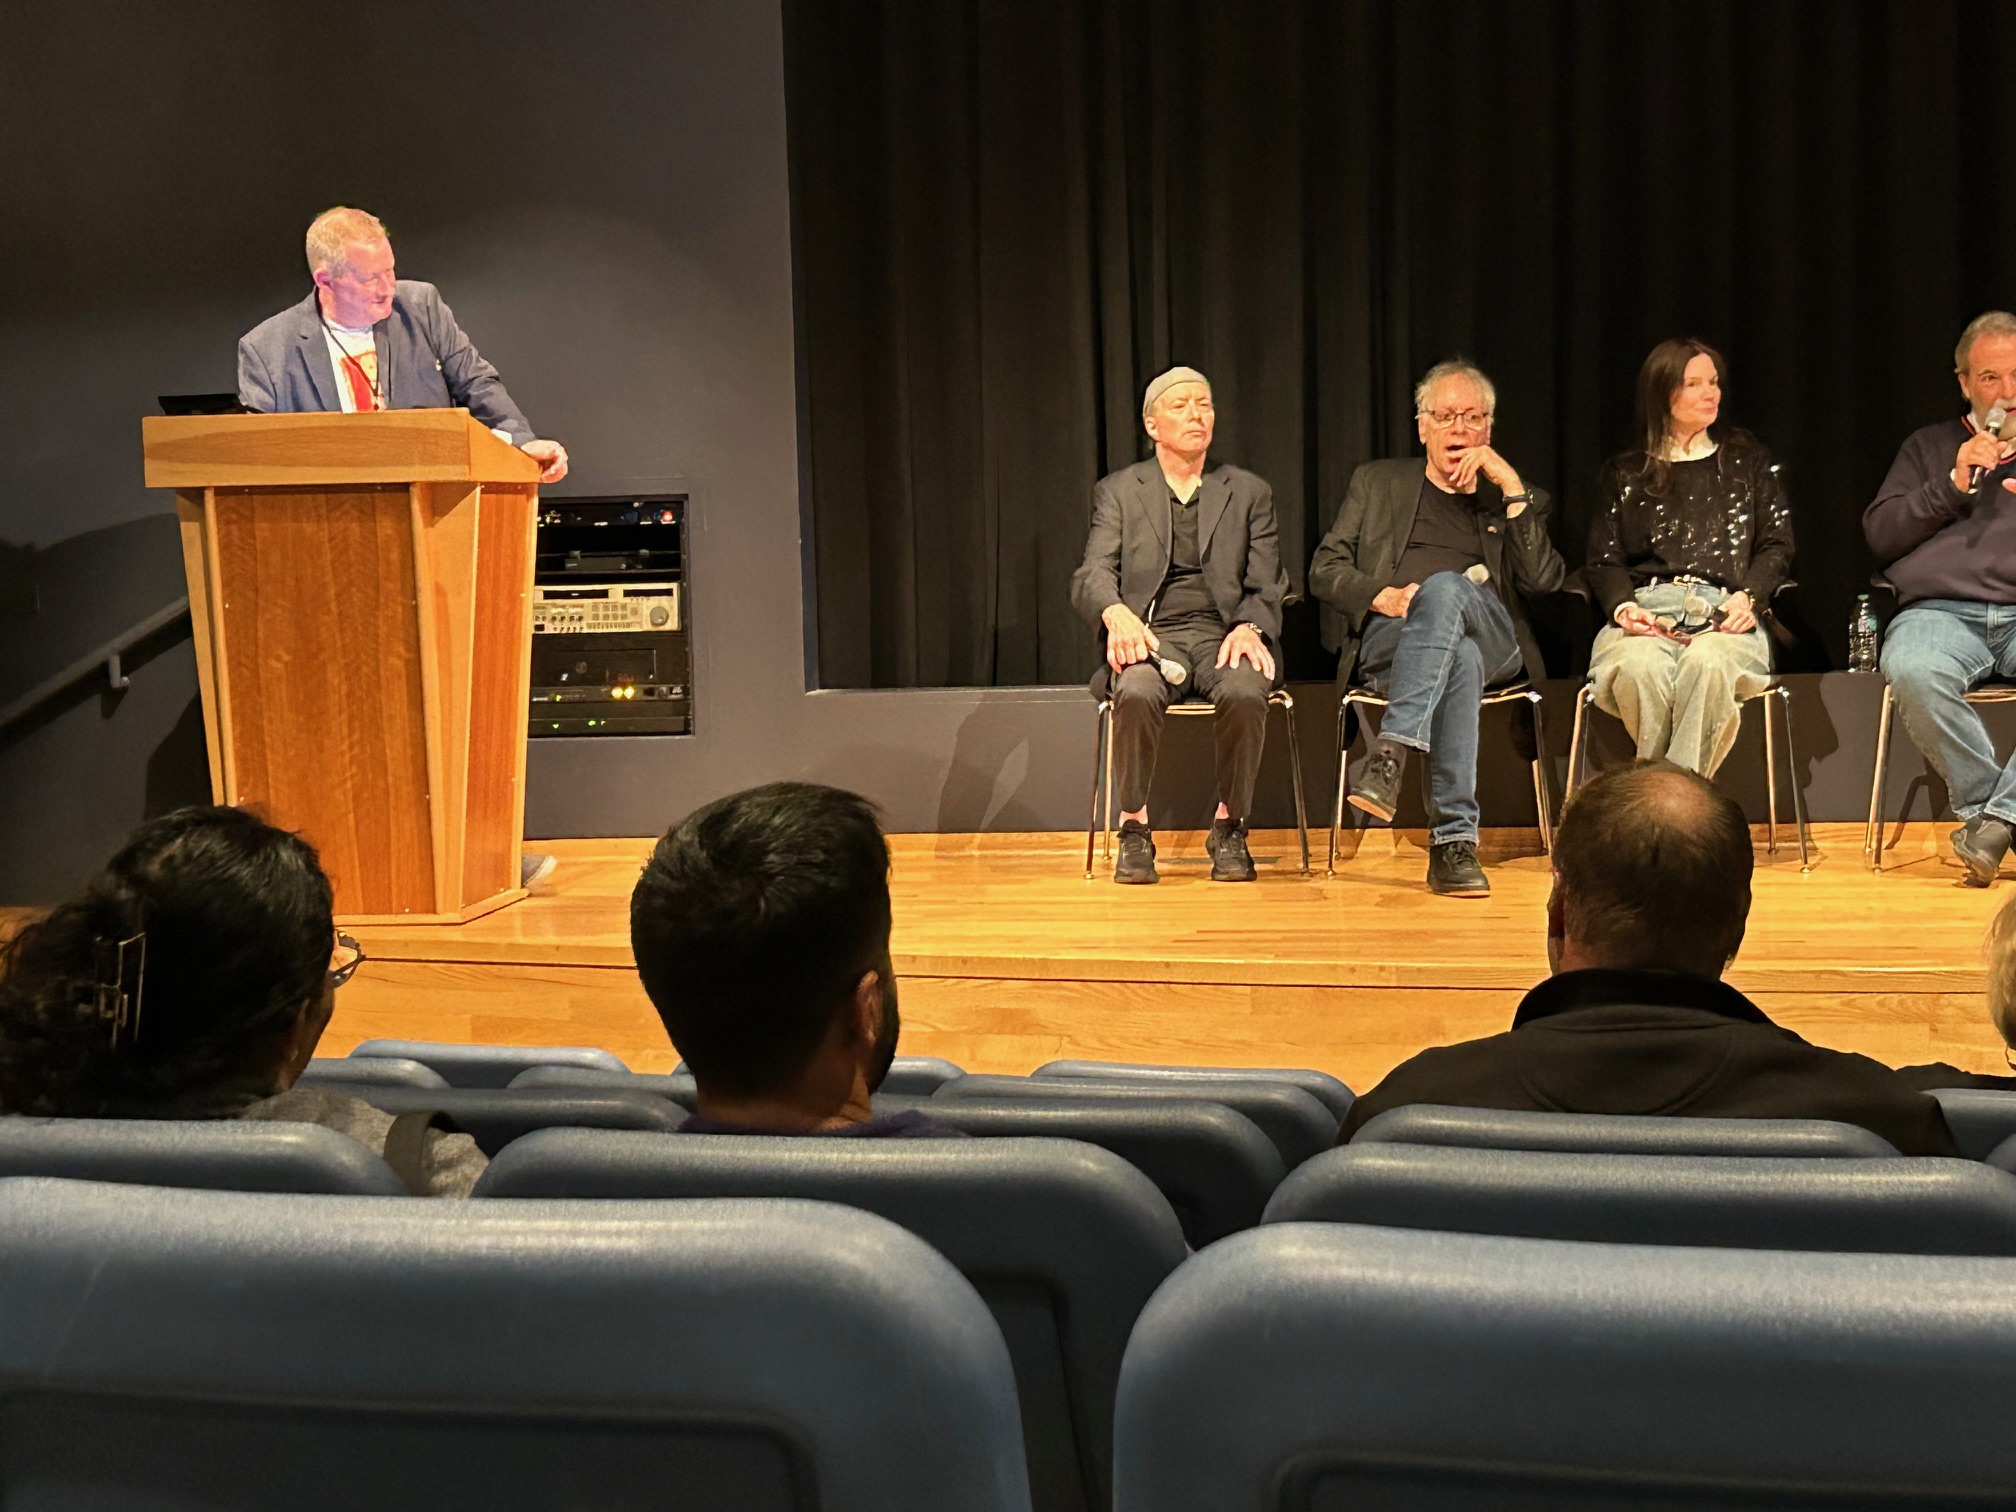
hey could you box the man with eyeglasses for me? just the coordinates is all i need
[1310,359,1565,896]
[236,206,569,486]
[1070,366,1289,883]
[238,206,568,891]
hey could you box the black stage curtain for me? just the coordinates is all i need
[788,0,2012,689]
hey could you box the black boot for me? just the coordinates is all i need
[1427,839,1490,897]
[1952,815,2013,887]
[1115,819,1158,884]
[1349,737,1408,823]
[1207,817,1256,882]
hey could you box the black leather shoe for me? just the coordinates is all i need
[1206,818,1257,882]
[1952,816,2013,887]
[1427,840,1490,897]
[1348,737,1407,823]
[1115,819,1158,884]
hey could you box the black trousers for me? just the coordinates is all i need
[1111,620,1270,819]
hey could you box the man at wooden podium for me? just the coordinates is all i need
[237,205,569,891]
[237,206,570,487]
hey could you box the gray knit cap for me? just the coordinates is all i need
[1142,365,1212,419]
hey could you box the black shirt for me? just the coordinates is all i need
[1388,477,1485,591]
[1588,433,1796,619]
[1152,482,1224,631]
[677,1110,970,1139]
[1336,967,1960,1156]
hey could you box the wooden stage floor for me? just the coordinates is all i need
[328,822,2015,1094]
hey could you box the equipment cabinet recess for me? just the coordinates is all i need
[529,493,691,737]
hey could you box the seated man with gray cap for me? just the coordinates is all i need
[1070,367,1289,883]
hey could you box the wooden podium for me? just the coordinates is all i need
[142,410,540,924]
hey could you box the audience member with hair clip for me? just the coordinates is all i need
[1335,761,1960,1154]
[0,806,485,1195]
[630,781,964,1137]
[1585,338,1795,776]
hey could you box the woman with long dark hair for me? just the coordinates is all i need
[0,806,483,1194]
[1585,338,1795,774]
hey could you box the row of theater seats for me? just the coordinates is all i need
[15,1042,2016,1508]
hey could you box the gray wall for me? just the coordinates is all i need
[0,1,1981,904]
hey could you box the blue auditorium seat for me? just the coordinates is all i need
[669,1056,966,1097]
[939,1074,1337,1170]
[1032,1059,1354,1121]
[1265,1142,2016,1254]
[1349,1101,1900,1156]
[334,1085,687,1155]
[0,1117,408,1195]
[509,1065,700,1103]
[299,1055,450,1091]
[917,1096,1282,1247]
[1114,1222,2016,1510]
[0,1179,1032,1512]
[1930,1087,2016,1159]
[347,1037,629,1088]
[477,1129,1186,1512]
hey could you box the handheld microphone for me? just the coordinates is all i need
[1970,402,2008,492]
[1154,656,1187,686]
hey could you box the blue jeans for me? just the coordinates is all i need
[1881,599,2016,826]
[1357,572,1524,845]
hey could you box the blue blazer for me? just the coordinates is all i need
[236,281,535,444]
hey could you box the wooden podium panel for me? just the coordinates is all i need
[146,411,539,924]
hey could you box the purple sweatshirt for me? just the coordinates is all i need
[1864,417,2016,605]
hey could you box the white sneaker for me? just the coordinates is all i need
[520,853,557,889]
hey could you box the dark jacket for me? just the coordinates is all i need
[1308,458,1566,687]
[1587,430,1795,621]
[236,281,536,444]
[1864,417,2016,606]
[1337,968,1961,1157]
[1069,459,1289,691]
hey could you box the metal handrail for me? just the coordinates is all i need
[0,596,191,733]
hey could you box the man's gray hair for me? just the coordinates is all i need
[1414,359,1497,417]
[1955,311,2016,373]
[1986,893,2016,1051]
[305,206,390,276]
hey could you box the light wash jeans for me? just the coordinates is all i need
[1881,599,2016,826]
[1357,571,1524,845]
[1587,582,1771,777]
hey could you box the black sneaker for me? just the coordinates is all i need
[1348,737,1407,823]
[1427,840,1490,897]
[1206,818,1257,882]
[1115,819,1159,884]
[1952,816,2013,887]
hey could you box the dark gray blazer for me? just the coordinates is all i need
[1308,457,1566,687]
[236,281,535,444]
[1070,460,1289,686]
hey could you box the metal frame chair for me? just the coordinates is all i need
[1085,691,1310,878]
[1328,681,1554,875]
[1865,681,2016,870]
[1567,679,1813,870]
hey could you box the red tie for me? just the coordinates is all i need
[341,352,378,411]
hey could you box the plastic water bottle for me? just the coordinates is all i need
[1848,594,1881,673]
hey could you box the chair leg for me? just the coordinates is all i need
[1777,685,1814,873]
[1101,700,1117,862]
[1762,687,1780,855]
[1866,682,1894,871]
[1328,700,1352,877]
[1527,693,1556,856]
[1279,694,1311,875]
[1085,702,1110,879]
[1566,683,1592,796]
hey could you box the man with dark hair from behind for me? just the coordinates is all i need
[1336,761,1960,1154]
[630,781,962,1136]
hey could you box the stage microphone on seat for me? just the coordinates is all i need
[1971,401,2009,492]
